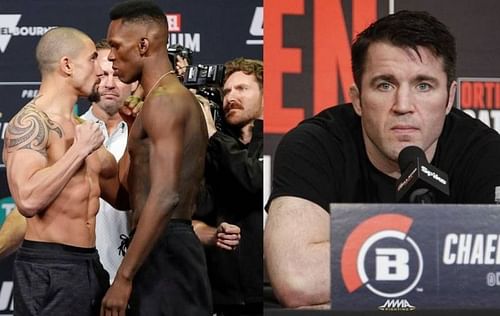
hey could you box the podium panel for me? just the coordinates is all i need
[331,204,500,312]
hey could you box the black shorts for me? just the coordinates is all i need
[128,219,212,315]
[13,240,110,316]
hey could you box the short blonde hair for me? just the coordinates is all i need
[36,27,91,74]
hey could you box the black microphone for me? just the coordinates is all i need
[395,146,449,203]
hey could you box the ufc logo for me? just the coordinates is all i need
[375,248,409,281]
[249,7,263,37]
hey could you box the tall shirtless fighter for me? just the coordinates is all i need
[2,27,124,315]
[101,1,211,315]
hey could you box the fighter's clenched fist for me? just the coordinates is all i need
[74,121,105,156]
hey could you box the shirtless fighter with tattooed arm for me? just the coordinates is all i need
[2,27,126,316]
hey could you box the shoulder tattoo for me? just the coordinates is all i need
[6,105,63,157]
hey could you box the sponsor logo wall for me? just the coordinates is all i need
[0,1,261,314]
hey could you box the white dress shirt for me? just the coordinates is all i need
[81,107,129,283]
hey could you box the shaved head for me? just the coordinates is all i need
[109,0,168,48]
[36,27,94,74]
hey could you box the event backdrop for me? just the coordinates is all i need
[0,1,262,314]
[3,0,500,314]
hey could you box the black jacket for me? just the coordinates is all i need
[196,119,263,308]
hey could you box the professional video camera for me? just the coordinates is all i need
[196,86,225,132]
[187,68,226,131]
[183,64,225,89]
[168,44,193,67]
[168,44,226,131]
[168,44,224,88]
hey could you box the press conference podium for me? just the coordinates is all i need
[331,203,500,315]
[265,204,500,316]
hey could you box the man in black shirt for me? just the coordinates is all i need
[195,58,263,315]
[265,10,500,308]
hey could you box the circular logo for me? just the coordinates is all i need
[341,213,423,298]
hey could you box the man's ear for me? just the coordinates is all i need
[445,80,457,114]
[60,56,72,76]
[138,38,149,55]
[349,84,362,116]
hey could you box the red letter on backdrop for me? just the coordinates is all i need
[265,0,377,133]
[264,0,305,134]
[313,0,376,115]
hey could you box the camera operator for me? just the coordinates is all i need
[168,45,244,255]
[195,58,263,316]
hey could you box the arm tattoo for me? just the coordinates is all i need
[6,105,63,157]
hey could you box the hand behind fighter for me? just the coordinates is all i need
[194,92,217,138]
[120,85,144,128]
[175,55,189,77]
[216,222,241,251]
[74,121,105,156]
